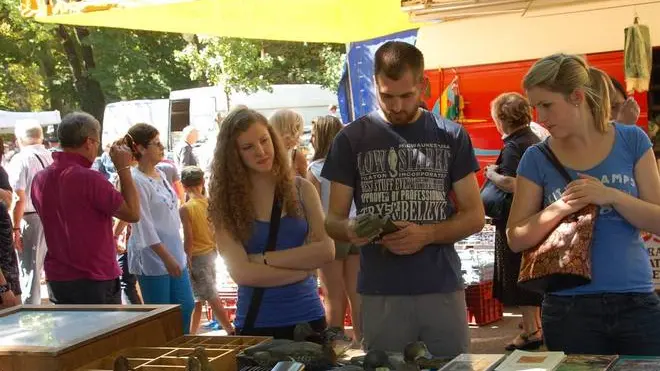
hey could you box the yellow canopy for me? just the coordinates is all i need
[25,0,421,43]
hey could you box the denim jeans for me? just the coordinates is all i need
[138,269,195,335]
[543,293,660,355]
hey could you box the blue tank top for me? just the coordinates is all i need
[234,208,325,329]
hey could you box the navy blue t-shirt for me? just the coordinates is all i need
[321,110,480,295]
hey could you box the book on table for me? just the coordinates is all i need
[495,350,566,371]
[439,353,507,371]
[609,356,660,371]
[555,354,619,371]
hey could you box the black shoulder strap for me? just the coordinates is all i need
[240,192,281,333]
[33,154,46,169]
[538,142,573,184]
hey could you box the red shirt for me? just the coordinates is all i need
[31,152,123,281]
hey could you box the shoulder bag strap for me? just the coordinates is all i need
[537,142,573,185]
[33,154,46,169]
[240,192,282,333]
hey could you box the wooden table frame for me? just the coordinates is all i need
[0,304,183,371]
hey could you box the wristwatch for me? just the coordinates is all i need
[0,284,10,294]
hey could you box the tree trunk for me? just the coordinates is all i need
[56,25,106,125]
[224,87,232,110]
[37,47,64,113]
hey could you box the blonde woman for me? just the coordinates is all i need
[507,54,660,355]
[270,109,307,177]
[307,115,361,346]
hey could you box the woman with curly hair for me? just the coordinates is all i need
[122,123,194,334]
[209,107,334,338]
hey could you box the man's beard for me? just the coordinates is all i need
[383,108,419,125]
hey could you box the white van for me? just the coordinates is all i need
[169,84,337,169]
[168,84,337,138]
[101,99,170,148]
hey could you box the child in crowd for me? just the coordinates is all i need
[180,166,234,335]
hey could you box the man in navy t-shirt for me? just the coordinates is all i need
[322,42,485,356]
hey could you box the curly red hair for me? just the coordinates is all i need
[208,107,300,243]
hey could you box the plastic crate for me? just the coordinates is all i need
[464,281,503,326]
[465,280,494,306]
[206,291,238,322]
[466,298,504,326]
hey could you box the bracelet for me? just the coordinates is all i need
[12,228,19,231]
[117,166,131,173]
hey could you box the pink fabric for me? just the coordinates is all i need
[32,152,123,281]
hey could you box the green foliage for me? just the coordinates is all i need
[86,29,193,103]
[0,0,73,111]
[1,0,344,115]
[176,37,344,99]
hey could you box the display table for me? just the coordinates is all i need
[78,335,271,371]
[0,304,182,371]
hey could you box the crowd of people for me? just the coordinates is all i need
[0,41,659,358]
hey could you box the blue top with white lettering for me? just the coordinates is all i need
[322,110,480,295]
[517,123,654,294]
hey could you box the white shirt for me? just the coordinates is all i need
[7,144,54,213]
[530,122,550,140]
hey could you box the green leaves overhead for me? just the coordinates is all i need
[1,0,344,120]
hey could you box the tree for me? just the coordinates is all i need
[86,29,193,103]
[0,0,76,112]
[2,0,344,124]
[175,37,344,106]
[56,25,107,121]
[1,0,194,124]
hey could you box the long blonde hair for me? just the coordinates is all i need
[311,115,343,162]
[269,109,304,139]
[208,107,300,243]
[523,53,612,133]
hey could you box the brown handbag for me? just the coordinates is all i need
[517,143,599,294]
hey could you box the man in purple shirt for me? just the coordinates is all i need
[31,112,140,304]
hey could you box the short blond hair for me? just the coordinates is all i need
[14,119,44,144]
[269,109,304,138]
[523,53,612,133]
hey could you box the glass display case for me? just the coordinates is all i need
[0,304,182,371]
